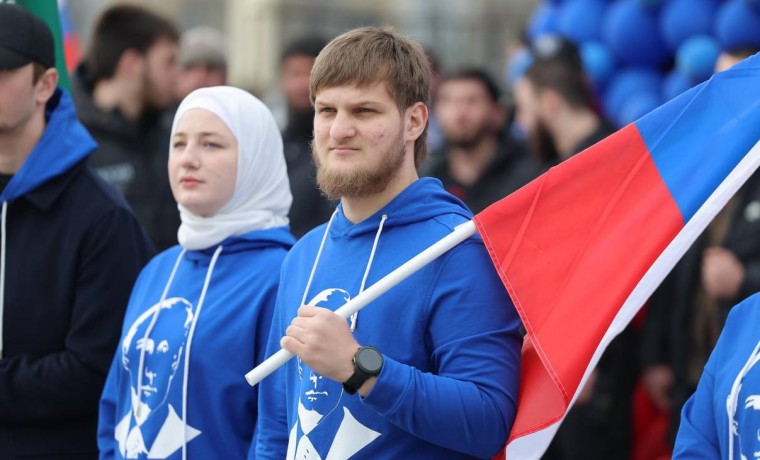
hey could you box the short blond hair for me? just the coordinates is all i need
[310,26,431,168]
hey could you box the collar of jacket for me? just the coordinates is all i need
[21,160,84,210]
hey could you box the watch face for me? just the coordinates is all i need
[357,347,383,374]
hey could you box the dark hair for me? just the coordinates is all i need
[524,58,595,111]
[440,68,501,103]
[86,5,178,82]
[726,46,760,60]
[32,62,48,84]
[310,26,431,168]
[529,35,583,71]
[424,47,440,74]
[281,35,328,62]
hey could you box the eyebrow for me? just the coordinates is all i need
[315,99,383,108]
[172,131,225,138]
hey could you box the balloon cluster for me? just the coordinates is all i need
[509,0,760,126]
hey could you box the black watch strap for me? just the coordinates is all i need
[343,346,383,395]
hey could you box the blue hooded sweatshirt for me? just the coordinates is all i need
[98,228,294,460]
[674,292,760,459]
[255,178,522,459]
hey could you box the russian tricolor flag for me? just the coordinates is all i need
[57,0,81,73]
[476,54,760,458]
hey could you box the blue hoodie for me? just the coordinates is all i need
[255,178,522,459]
[98,228,294,459]
[674,292,760,459]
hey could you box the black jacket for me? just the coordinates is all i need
[282,109,335,238]
[71,64,179,251]
[0,90,153,459]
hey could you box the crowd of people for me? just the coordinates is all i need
[1,2,760,459]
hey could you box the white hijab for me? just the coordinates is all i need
[171,86,292,250]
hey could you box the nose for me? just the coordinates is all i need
[178,143,201,170]
[145,369,156,385]
[329,110,356,142]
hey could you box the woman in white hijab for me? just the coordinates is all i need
[97,87,295,460]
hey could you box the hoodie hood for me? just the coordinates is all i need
[184,226,295,263]
[329,177,473,238]
[0,88,97,203]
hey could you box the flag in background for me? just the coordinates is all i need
[7,0,72,89]
[475,53,760,459]
[57,0,82,75]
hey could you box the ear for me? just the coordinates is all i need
[405,101,428,143]
[116,48,144,77]
[490,103,507,130]
[34,68,58,106]
[539,87,563,114]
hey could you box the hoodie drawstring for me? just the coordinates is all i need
[299,210,387,333]
[181,245,222,460]
[0,201,7,359]
[350,214,387,332]
[300,210,338,306]
[727,337,760,458]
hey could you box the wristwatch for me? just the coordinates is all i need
[343,345,383,395]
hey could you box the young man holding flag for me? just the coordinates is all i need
[254,26,522,459]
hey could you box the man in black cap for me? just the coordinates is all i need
[0,4,152,459]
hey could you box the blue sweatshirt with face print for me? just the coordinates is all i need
[675,292,760,459]
[98,227,294,460]
[254,178,522,459]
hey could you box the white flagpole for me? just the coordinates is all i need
[245,220,478,386]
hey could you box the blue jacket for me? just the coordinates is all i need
[255,178,522,459]
[0,89,153,459]
[98,227,294,459]
[674,292,760,459]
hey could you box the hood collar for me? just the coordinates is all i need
[0,88,96,203]
[329,177,472,238]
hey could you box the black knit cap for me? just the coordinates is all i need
[0,3,55,70]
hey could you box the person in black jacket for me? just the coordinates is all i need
[419,68,539,213]
[513,36,612,170]
[279,36,335,238]
[0,5,153,459]
[71,5,180,251]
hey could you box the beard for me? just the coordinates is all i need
[444,124,490,150]
[528,118,560,166]
[312,131,406,201]
[142,68,172,112]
